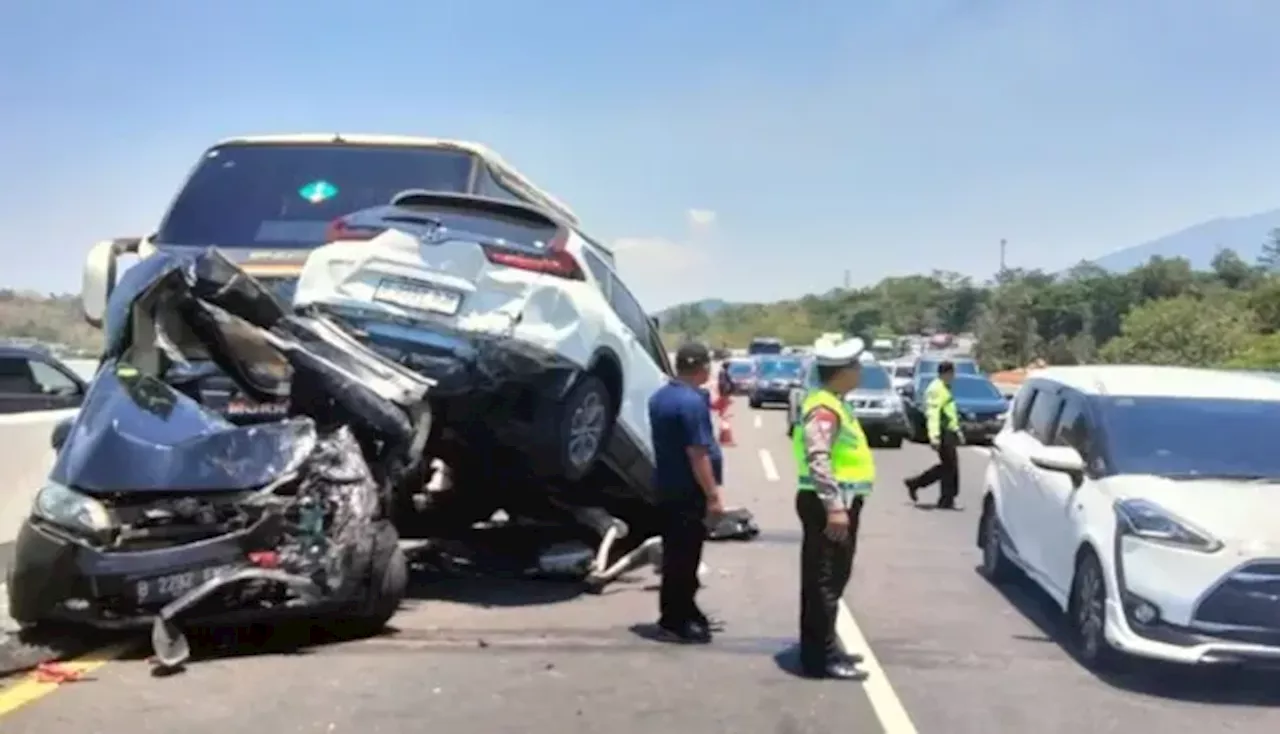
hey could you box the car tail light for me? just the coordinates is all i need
[324,218,384,243]
[482,230,584,280]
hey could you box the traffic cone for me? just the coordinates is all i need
[718,416,736,446]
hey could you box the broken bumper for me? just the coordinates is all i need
[5,514,322,631]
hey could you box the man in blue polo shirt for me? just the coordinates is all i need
[649,341,725,644]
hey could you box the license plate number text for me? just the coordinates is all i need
[373,280,462,315]
[134,565,234,604]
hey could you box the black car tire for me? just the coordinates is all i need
[548,375,615,482]
[337,521,408,637]
[882,435,904,449]
[1068,549,1122,672]
[749,396,762,409]
[978,500,1015,583]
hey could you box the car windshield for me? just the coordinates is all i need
[1097,396,1280,480]
[727,362,754,376]
[748,339,784,356]
[856,365,891,390]
[155,143,477,248]
[949,377,1001,400]
[893,365,913,378]
[917,359,978,376]
[759,359,803,379]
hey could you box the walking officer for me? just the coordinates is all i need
[903,360,961,509]
[793,338,874,681]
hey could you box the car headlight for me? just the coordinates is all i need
[1114,498,1221,553]
[32,482,113,533]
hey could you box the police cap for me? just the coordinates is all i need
[812,337,866,368]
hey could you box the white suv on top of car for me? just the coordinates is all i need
[293,189,672,496]
[978,365,1280,671]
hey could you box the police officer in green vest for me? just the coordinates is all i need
[904,360,961,509]
[793,338,874,681]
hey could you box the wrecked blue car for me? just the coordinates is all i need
[5,249,434,670]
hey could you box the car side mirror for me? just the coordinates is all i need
[51,417,73,451]
[1029,445,1085,480]
[82,236,144,327]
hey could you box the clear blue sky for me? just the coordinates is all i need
[2,0,1279,310]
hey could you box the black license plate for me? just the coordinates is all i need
[130,564,236,605]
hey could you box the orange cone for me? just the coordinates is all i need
[718,416,736,446]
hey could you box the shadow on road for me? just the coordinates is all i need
[978,566,1280,706]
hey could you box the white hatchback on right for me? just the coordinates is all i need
[978,365,1280,670]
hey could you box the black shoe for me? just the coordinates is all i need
[657,620,712,644]
[837,651,865,665]
[936,500,962,511]
[903,479,918,503]
[802,661,868,680]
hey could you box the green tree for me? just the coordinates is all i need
[1099,295,1257,366]
[1258,228,1280,272]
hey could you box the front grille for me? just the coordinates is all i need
[1194,562,1280,630]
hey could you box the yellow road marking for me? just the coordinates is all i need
[0,642,133,717]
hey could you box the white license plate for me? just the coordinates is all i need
[226,398,290,416]
[133,565,235,604]
[373,279,462,315]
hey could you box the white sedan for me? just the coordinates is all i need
[978,365,1280,670]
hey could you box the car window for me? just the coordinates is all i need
[1010,386,1037,431]
[1051,395,1100,469]
[28,360,81,395]
[607,277,667,368]
[0,356,43,394]
[857,365,891,390]
[948,377,1001,400]
[156,143,477,249]
[1026,387,1064,443]
[581,248,613,299]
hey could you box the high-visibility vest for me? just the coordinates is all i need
[925,378,959,441]
[792,389,876,500]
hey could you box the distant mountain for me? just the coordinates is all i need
[1092,208,1280,272]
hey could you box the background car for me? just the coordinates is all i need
[913,355,981,377]
[0,346,88,414]
[747,337,784,357]
[749,355,805,408]
[889,360,915,392]
[722,358,758,395]
[902,373,1009,444]
[978,366,1280,671]
[787,358,907,447]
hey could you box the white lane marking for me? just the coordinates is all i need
[837,600,919,734]
[753,414,762,429]
[758,449,780,482]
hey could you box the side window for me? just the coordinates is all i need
[609,279,668,369]
[1025,387,1064,443]
[1052,395,1100,469]
[0,356,42,395]
[581,248,613,299]
[29,360,82,395]
[1010,387,1038,431]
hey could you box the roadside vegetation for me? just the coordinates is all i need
[0,289,101,354]
[660,230,1280,372]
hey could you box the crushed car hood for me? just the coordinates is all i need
[50,362,316,495]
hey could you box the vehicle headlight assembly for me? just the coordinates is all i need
[32,482,113,533]
[1114,498,1221,553]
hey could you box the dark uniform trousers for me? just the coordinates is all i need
[658,494,709,627]
[910,432,960,505]
[796,491,865,670]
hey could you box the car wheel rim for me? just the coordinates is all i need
[1076,563,1105,658]
[568,391,605,467]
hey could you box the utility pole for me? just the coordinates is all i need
[843,269,850,289]
[999,238,1007,272]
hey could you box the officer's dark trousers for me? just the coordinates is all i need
[796,491,864,671]
[658,495,708,628]
[907,432,960,506]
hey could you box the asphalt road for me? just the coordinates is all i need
[5,404,1280,732]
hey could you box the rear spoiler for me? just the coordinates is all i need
[390,189,560,229]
